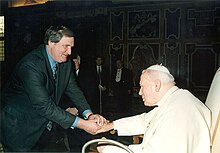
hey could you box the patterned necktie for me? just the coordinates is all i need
[47,64,58,131]
[52,64,58,79]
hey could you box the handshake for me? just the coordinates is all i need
[65,107,113,135]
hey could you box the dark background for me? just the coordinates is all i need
[1,0,220,101]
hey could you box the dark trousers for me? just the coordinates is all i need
[31,127,67,152]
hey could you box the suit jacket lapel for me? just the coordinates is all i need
[41,46,57,103]
[55,63,66,105]
[41,46,56,84]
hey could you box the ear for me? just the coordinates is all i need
[48,41,55,46]
[155,79,161,92]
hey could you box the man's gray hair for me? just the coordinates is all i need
[44,26,74,45]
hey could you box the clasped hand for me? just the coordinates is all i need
[65,107,112,135]
[87,115,113,135]
[88,114,109,126]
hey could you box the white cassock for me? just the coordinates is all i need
[103,86,211,153]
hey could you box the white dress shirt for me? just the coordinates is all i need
[97,65,102,74]
[76,69,79,77]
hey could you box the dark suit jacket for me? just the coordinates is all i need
[112,67,133,96]
[92,65,109,93]
[1,45,90,151]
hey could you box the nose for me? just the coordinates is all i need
[67,47,72,55]
[138,88,142,96]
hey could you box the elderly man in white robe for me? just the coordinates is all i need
[96,64,211,153]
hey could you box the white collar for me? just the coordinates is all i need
[156,86,179,107]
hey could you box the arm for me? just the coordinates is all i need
[19,62,76,129]
[96,112,150,136]
[113,113,149,136]
[65,66,109,126]
[65,70,91,113]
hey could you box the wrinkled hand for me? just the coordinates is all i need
[66,107,78,115]
[77,118,102,135]
[96,122,114,134]
[88,114,109,126]
[85,119,102,135]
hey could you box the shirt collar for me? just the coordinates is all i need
[156,86,179,107]
[46,47,57,69]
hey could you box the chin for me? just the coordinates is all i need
[144,102,149,106]
[60,58,67,63]
[144,102,152,107]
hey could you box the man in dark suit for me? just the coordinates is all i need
[91,55,109,114]
[1,26,107,152]
[111,59,133,117]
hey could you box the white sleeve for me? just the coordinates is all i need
[114,109,158,136]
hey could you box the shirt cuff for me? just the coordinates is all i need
[82,109,93,119]
[71,116,79,129]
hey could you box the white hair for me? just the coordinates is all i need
[145,64,175,83]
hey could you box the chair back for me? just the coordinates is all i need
[205,67,220,153]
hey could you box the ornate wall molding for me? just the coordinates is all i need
[185,43,219,96]
[128,9,160,39]
[165,8,181,39]
[164,42,181,78]
[110,11,124,40]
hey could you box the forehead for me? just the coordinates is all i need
[140,71,150,84]
[59,36,74,45]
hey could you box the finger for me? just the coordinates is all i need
[98,116,108,125]
[96,117,102,126]
[98,117,105,126]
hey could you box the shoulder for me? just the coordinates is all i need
[14,45,49,76]
[21,45,46,66]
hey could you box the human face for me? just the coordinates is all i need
[96,57,103,66]
[116,60,122,69]
[139,71,158,106]
[48,36,74,63]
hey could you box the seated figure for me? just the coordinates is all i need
[96,64,211,153]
